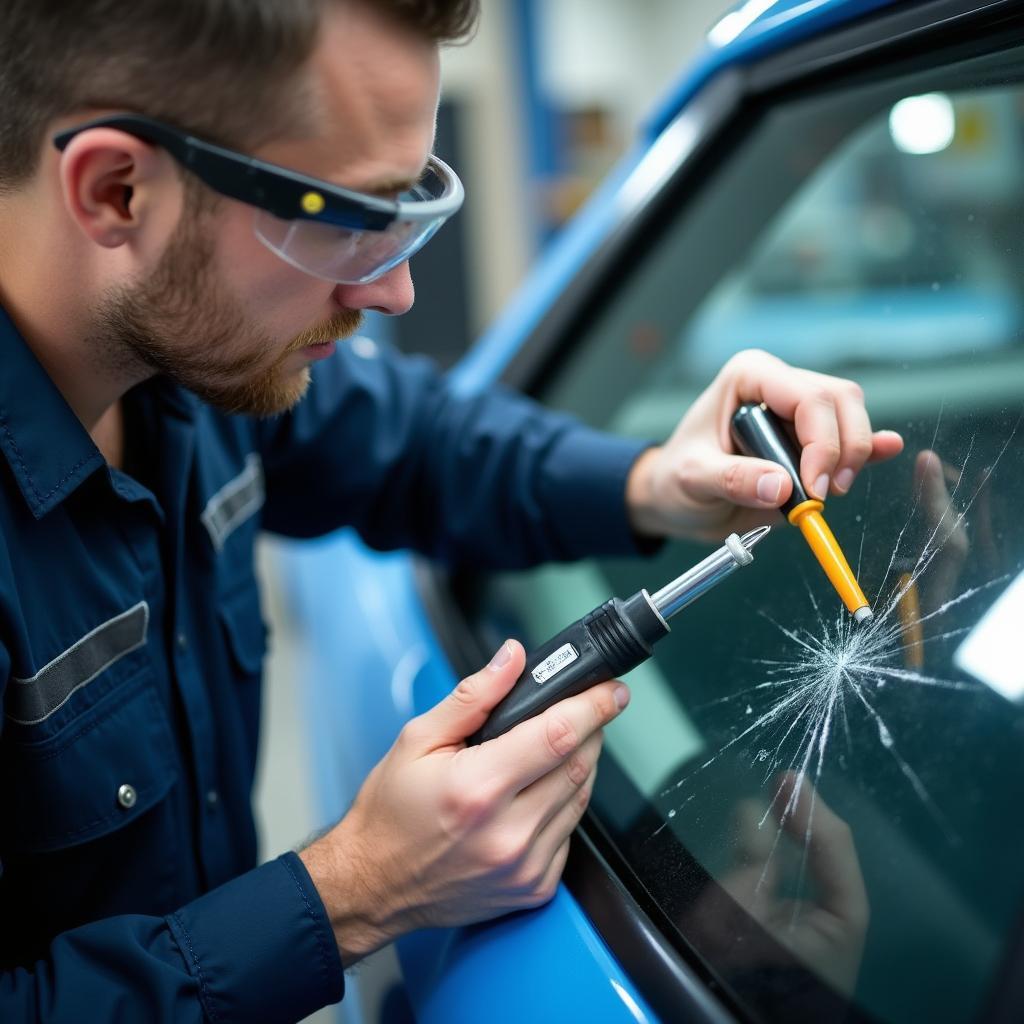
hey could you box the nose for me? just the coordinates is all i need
[332,262,415,316]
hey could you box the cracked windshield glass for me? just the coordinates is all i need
[469,42,1024,1024]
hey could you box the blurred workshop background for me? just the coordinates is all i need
[252,2,732,1021]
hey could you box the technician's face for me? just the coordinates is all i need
[98,3,440,416]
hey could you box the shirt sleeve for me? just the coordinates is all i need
[1,853,343,1024]
[256,339,653,568]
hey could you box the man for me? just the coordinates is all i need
[0,0,903,1020]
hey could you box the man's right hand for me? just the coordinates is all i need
[299,640,630,964]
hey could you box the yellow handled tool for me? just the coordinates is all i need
[731,403,872,624]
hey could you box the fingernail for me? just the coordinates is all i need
[614,685,630,710]
[813,473,830,500]
[834,468,855,494]
[756,473,785,504]
[488,641,512,671]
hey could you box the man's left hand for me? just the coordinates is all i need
[625,349,904,542]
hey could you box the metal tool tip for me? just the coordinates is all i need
[854,606,873,624]
[740,524,771,550]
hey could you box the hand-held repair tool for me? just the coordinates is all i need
[731,402,872,623]
[470,526,770,745]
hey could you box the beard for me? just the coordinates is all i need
[89,205,363,417]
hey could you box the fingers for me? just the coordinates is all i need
[794,391,843,499]
[915,449,967,546]
[642,350,903,541]
[514,731,603,837]
[681,448,795,511]
[914,449,969,610]
[916,449,948,513]
[540,837,572,900]
[406,639,526,751]
[772,772,868,928]
[869,430,904,465]
[494,726,602,907]
[792,384,880,499]
[507,731,603,895]
[699,425,896,513]
[522,837,571,909]
[728,351,903,500]
[523,773,592,888]
[916,448,964,511]
[477,681,629,797]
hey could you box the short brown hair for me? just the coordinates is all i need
[0,0,478,189]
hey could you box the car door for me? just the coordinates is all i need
[423,2,1024,1022]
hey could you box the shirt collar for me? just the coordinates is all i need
[0,304,107,518]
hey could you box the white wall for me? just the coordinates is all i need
[437,0,733,330]
[538,0,727,137]
[440,2,532,334]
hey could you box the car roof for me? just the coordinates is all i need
[645,0,903,140]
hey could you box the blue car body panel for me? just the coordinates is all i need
[282,1,905,1020]
[399,893,657,1024]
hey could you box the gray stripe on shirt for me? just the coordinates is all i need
[200,454,265,551]
[7,601,149,724]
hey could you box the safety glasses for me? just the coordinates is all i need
[53,113,464,284]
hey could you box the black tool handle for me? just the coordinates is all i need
[469,592,668,745]
[730,403,810,516]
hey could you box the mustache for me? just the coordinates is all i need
[286,309,364,351]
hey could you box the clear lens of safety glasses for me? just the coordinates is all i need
[253,154,463,284]
[253,211,444,284]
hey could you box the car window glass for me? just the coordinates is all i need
[468,40,1024,1024]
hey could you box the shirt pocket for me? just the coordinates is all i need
[2,637,179,855]
[218,582,268,684]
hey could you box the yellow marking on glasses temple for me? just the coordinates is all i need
[300,191,326,215]
[786,499,871,619]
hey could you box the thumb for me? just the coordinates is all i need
[418,639,526,748]
[691,451,794,510]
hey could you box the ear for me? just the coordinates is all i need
[56,127,182,249]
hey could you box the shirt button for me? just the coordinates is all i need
[205,789,220,810]
[176,633,188,652]
[117,784,138,809]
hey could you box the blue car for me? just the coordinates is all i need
[280,1,1024,1021]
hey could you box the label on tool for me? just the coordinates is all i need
[532,643,579,685]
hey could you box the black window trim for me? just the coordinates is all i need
[418,0,1024,1020]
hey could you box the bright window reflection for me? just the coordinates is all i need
[889,92,957,154]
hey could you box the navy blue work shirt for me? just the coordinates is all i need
[0,304,650,1022]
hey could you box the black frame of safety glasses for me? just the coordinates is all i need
[53,113,397,231]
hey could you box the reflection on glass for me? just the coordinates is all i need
[469,38,1024,1024]
[889,93,957,154]
[955,569,1024,701]
[675,772,868,997]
